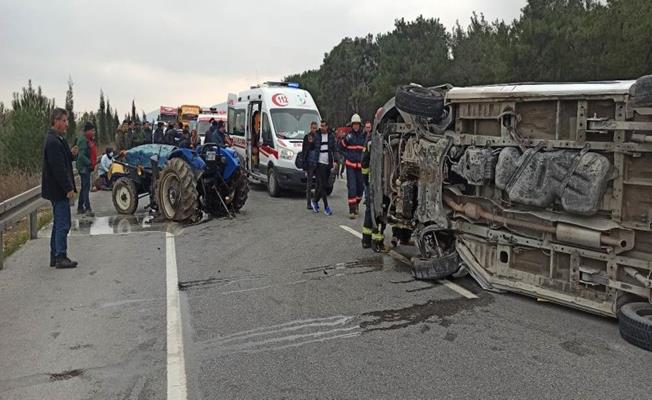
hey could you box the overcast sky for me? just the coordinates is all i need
[1,0,526,115]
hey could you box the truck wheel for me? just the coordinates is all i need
[112,178,138,215]
[395,85,445,120]
[157,158,198,222]
[267,168,281,197]
[618,302,652,351]
[630,75,652,108]
[232,169,249,212]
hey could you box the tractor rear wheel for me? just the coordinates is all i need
[232,168,249,212]
[112,177,138,215]
[157,158,198,222]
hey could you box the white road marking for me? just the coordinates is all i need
[338,225,478,300]
[166,233,188,400]
[439,279,478,299]
[339,225,363,239]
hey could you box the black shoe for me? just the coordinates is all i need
[372,241,386,253]
[55,257,78,269]
[362,240,372,249]
[50,255,56,267]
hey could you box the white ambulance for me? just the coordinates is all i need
[227,82,322,196]
[197,103,228,143]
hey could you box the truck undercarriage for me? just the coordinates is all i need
[370,77,652,350]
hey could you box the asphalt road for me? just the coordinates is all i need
[0,178,649,400]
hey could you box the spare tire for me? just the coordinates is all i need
[412,251,461,280]
[395,85,445,119]
[618,302,652,351]
[629,75,652,108]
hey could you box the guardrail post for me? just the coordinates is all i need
[0,230,4,270]
[29,211,38,240]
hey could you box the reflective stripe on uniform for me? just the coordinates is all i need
[348,197,358,204]
[361,167,369,175]
[362,227,373,235]
[345,160,362,169]
[372,232,384,241]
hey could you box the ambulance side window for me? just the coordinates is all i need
[262,113,274,147]
[231,109,245,136]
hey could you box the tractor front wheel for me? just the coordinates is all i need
[156,158,198,222]
[112,178,138,215]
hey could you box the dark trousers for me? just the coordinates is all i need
[314,163,330,208]
[78,171,91,211]
[346,167,364,212]
[305,166,315,208]
[50,199,71,258]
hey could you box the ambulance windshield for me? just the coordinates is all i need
[271,109,320,140]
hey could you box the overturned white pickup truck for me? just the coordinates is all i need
[370,76,652,350]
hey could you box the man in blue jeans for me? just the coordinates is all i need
[42,108,79,269]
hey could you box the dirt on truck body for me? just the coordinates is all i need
[370,76,652,351]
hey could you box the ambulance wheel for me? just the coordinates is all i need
[233,169,249,212]
[157,158,198,222]
[112,178,138,215]
[267,168,281,197]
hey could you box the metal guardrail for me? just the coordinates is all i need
[0,153,104,269]
[0,186,48,269]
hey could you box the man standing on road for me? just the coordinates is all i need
[115,120,128,152]
[309,120,336,215]
[76,122,97,216]
[153,122,165,144]
[301,121,319,210]
[164,123,176,145]
[361,121,385,251]
[42,108,79,269]
[143,121,153,144]
[341,114,366,219]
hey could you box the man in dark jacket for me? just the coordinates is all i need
[301,121,319,210]
[76,122,97,216]
[42,108,79,269]
[153,122,165,144]
[164,123,176,145]
[143,121,153,144]
[309,120,336,215]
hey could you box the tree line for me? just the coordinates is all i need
[0,79,145,173]
[285,0,652,126]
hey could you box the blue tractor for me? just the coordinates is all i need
[111,143,248,222]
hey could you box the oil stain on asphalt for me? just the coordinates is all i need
[360,294,493,333]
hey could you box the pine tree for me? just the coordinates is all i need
[98,90,106,144]
[131,100,136,122]
[65,77,76,143]
[106,99,113,138]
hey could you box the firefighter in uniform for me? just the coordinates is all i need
[341,114,366,218]
[361,121,386,252]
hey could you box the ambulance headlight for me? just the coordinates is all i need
[280,148,294,160]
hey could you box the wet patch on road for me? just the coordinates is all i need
[66,213,183,236]
[360,294,493,333]
[49,368,84,381]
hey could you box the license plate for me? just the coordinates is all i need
[206,151,216,161]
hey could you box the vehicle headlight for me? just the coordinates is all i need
[280,148,294,160]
